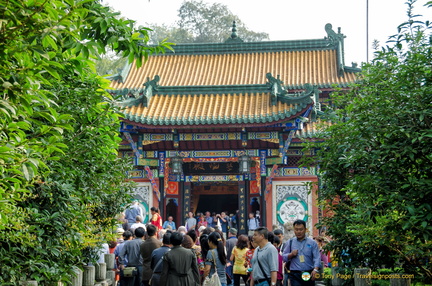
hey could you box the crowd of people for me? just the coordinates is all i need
[105,206,331,286]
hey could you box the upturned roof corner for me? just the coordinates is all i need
[325,23,346,77]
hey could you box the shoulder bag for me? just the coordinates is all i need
[283,239,293,273]
[256,251,271,284]
[203,250,222,286]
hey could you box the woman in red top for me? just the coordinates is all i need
[150,206,163,231]
[197,214,208,229]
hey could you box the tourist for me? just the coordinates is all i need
[247,213,259,236]
[230,234,249,286]
[125,201,144,230]
[225,228,238,286]
[185,211,197,231]
[150,232,172,286]
[162,216,176,230]
[197,214,208,229]
[250,227,278,286]
[282,220,321,286]
[140,224,162,286]
[159,232,200,286]
[205,211,214,227]
[130,215,146,234]
[150,207,163,231]
[272,236,284,286]
[203,231,227,286]
[119,227,146,286]
[215,212,229,239]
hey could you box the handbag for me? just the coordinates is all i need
[203,250,222,286]
[122,266,137,277]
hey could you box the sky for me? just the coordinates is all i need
[104,0,431,65]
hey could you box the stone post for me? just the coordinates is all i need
[390,274,411,286]
[106,270,116,286]
[104,254,115,270]
[331,267,343,286]
[69,266,83,286]
[82,265,95,286]
[95,263,107,282]
[354,268,371,286]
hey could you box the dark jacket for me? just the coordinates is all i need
[159,245,200,286]
[140,236,162,282]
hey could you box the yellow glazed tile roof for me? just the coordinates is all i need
[123,92,311,127]
[111,50,357,90]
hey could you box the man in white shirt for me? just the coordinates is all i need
[247,212,260,236]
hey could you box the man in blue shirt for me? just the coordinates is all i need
[162,216,176,230]
[282,220,321,286]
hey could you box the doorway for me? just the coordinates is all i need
[191,183,239,216]
[196,194,238,215]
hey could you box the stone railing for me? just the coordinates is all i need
[21,254,116,286]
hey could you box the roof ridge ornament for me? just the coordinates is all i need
[119,75,160,108]
[324,23,346,77]
[225,21,244,43]
[266,72,320,110]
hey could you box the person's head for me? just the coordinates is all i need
[147,224,157,237]
[205,211,211,217]
[162,232,172,246]
[314,236,325,248]
[274,229,283,241]
[151,207,159,214]
[123,230,133,240]
[135,215,143,223]
[228,228,237,237]
[267,231,275,244]
[248,213,255,219]
[200,214,206,221]
[168,216,173,221]
[188,211,194,218]
[253,227,269,246]
[158,229,167,240]
[221,212,226,217]
[134,227,145,238]
[178,226,187,234]
[293,219,307,240]
[170,231,183,246]
[198,225,206,234]
[116,227,125,236]
[247,234,256,250]
[187,229,197,243]
[236,234,248,250]
[273,236,281,248]
[181,235,194,249]
[200,234,210,260]
[202,227,213,236]
[208,232,226,265]
[213,228,226,245]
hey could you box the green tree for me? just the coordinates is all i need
[304,0,432,281]
[0,0,171,283]
[147,0,270,44]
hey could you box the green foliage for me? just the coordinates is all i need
[0,0,170,283]
[303,0,432,282]
[146,0,270,44]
